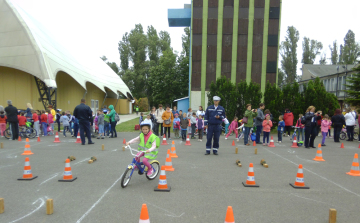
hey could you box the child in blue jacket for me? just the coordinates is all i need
[277,115,285,143]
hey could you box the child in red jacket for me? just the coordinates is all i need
[0,111,6,137]
[40,110,48,136]
[262,114,273,146]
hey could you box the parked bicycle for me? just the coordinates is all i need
[3,121,37,139]
[340,127,359,140]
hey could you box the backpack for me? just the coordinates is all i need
[301,115,306,124]
[115,113,120,122]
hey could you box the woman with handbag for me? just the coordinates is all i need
[243,104,257,146]
[162,105,174,140]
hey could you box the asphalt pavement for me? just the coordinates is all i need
[0,133,359,222]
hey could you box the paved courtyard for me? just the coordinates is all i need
[0,133,359,222]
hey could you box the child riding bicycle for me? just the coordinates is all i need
[126,122,160,176]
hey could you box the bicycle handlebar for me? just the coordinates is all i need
[125,145,148,157]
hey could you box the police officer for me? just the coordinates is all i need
[73,99,94,145]
[204,96,225,155]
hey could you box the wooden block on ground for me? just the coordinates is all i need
[255,148,257,154]
[329,208,336,223]
[235,147,238,154]
[0,142,3,149]
[102,144,104,150]
[0,198,4,214]
[88,160,93,164]
[46,199,53,215]
[122,145,125,151]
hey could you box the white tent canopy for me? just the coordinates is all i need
[0,0,132,98]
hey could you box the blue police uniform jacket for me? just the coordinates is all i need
[204,105,226,125]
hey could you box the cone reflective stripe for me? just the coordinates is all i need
[291,136,298,148]
[139,204,150,223]
[224,206,235,223]
[154,166,171,192]
[58,159,77,182]
[164,149,174,171]
[161,134,168,145]
[313,144,325,161]
[346,153,360,176]
[185,135,191,146]
[290,164,309,189]
[341,143,344,149]
[53,132,60,143]
[18,157,37,180]
[21,139,33,155]
[170,141,178,158]
[268,136,275,147]
[242,163,259,187]
[75,133,81,143]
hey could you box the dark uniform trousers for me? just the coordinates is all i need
[79,121,92,144]
[206,124,221,152]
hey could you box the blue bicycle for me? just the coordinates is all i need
[120,145,160,188]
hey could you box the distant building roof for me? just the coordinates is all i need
[301,64,357,80]
[173,97,189,102]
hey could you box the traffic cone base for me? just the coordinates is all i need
[18,176,38,181]
[289,183,310,189]
[58,177,77,182]
[59,158,77,182]
[242,182,259,187]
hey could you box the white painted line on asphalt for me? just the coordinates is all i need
[39,173,59,186]
[264,148,360,198]
[289,193,333,206]
[76,174,123,223]
[295,155,318,163]
[73,158,89,166]
[8,198,45,223]
[140,196,185,218]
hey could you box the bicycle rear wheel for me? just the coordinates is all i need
[146,161,160,180]
[26,128,37,139]
[339,132,346,140]
[354,132,359,140]
[4,128,11,139]
[120,168,133,188]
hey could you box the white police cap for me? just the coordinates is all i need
[213,96,221,101]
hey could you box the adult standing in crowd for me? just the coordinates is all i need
[25,103,33,121]
[150,106,157,134]
[204,96,225,155]
[5,100,19,140]
[162,105,174,139]
[73,99,94,145]
[316,111,323,136]
[283,108,294,137]
[304,106,321,148]
[196,106,205,117]
[331,109,345,142]
[344,108,356,141]
[243,104,257,146]
[255,103,265,144]
[108,105,117,138]
[155,104,164,136]
[172,105,178,117]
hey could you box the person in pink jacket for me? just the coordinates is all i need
[225,116,238,140]
[262,114,273,145]
[321,114,332,146]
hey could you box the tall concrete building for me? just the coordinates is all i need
[169,0,282,109]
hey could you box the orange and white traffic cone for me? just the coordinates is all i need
[224,206,235,223]
[21,138,34,155]
[170,141,178,158]
[161,134,168,145]
[313,144,325,161]
[154,166,171,192]
[242,163,259,187]
[53,132,61,143]
[185,135,191,146]
[18,157,38,180]
[232,140,235,146]
[291,136,298,148]
[252,141,256,146]
[358,143,360,149]
[75,132,81,143]
[37,136,41,142]
[139,204,150,223]
[341,143,344,149]
[268,136,275,147]
[18,136,21,141]
[164,149,174,171]
[123,138,126,144]
[346,153,360,176]
[58,158,77,182]
[290,164,309,189]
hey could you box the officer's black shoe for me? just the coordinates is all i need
[213,152,218,155]
[88,142,94,145]
[205,152,210,155]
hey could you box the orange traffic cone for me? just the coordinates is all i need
[53,132,60,143]
[21,138,34,155]
[346,153,360,176]
[18,157,37,180]
[37,136,41,142]
[291,136,298,148]
[268,136,275,147]
[252,141,256,146]
[18,136,21,141]
[161,134,168,145]
[123,139,126,144]
[164,149,174,171]
[341,143,344,149]
[290,164,309,189]
[154,166,171,192]
[242,163,259,187]
[139,204,150,223]
[170,141,178,158]
[185,135,191,146]
[358,143,360,149]
[224,206,235,223]
[58,158,77,182]
[232,140,235,146]
[313,144,325,161]
[75,132,81,143]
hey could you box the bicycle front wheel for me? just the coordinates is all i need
[4,128,12,139]
[354,132,359,140]
[120,168,133,188]
[26,128,37,139]
[339,132,346,140]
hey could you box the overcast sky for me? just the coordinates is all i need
[11,0,360,74]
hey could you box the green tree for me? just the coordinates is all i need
[319,53,327,65]
[100,56,120,74]
[280,26,300,83]
[147,25,159,64]
[329,40,339,65]
[340,30,360,64]
[264,82,283,123]
[182,27,190,57]
[345,66,360,107]
[118,33,130,71]
[159,31,171,53]
[301,37,323,64]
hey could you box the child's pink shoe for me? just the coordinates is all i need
[147,168,153,176]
